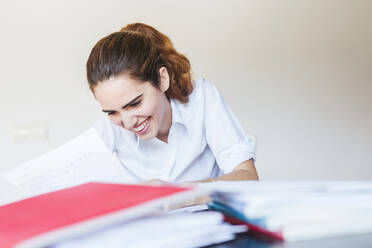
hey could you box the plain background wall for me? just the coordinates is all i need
[0,0,371,180]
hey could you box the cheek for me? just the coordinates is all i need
[144,102,163,122]
[139,99,159,117]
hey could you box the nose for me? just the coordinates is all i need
[119,110,136,129]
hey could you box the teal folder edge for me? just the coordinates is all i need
[208,201,284,241]
[208,201,267,227]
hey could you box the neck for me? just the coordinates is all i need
[156,97,172,143]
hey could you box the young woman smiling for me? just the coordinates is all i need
[87,23,258,191]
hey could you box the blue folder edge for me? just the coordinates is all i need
[208,201,284,241]
[208,201,267,227]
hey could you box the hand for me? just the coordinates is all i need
[163,194,212,211]
[138,179,211,210]
[139,179,169,186]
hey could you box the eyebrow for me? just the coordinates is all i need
[102,94,143,113]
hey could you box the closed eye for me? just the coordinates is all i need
[102,96,142,115]
[128,101,141,108]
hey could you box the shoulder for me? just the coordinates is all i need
[175,77,224,112]
[176,78,213,112]
[172,78,223,127]
[187,77,222,105]
[194,77,219,94]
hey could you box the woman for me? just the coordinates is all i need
[87,23,258,188]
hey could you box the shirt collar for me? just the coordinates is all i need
[170,98,186,127]
[135,99,187,148]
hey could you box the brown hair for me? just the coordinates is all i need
[86,23,193,103]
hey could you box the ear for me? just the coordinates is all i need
[158,66,170,92]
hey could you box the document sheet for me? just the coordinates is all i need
[2,128,128,196]
[52,211,246,248]
[204,180,372,241]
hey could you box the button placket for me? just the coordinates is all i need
[165,126,177,182]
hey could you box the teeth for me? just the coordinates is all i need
[134,119,148,132]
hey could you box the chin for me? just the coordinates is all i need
[136,129,157,140]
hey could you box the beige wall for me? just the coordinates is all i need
[0,0,371,179]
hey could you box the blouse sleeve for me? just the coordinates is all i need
[202,79,256,173]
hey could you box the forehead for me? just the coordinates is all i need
[93,75,149,109]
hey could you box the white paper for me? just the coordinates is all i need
[2,128,128,196]
[205,180,372,241]
[169,204,208,213]
[0,177,26,206]
[202,180,372,194]
[53,211,246,248]
[206,181,372,218]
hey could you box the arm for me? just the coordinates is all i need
[141,160,258,209]
[180,159,258,206]
[196,159,258,183]
[142,159,258,185]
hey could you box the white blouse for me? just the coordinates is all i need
[94,78,256,183]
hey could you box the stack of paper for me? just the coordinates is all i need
[204,181,372,242]
[0,129,246,248]
[0,182,203,248]
[0,182,245,248]
[53,211,246,248]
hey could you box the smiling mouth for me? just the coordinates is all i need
[133,118,150,134]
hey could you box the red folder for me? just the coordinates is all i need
[0,182,202,248]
